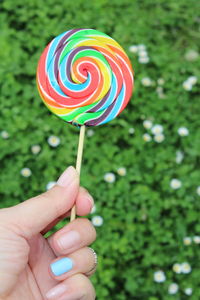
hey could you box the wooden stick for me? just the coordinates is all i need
[70,125,86,222]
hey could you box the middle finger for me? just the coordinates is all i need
[47,218,96,256]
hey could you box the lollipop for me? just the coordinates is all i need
[37,28,134,126]
[36,28,134,219]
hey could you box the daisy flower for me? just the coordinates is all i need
[48,135,60,147]
[143,133,152,142]
[178,127,189,136]
[183,237,192,246]
[141,77,152,87]
[46,181,56,190]
[104,172,116,183]
[92,216,103,227]
[31,144,41,155]
[170,179,182,190]
[143,120,153,129]
[21,168,32,177]
[1,130,9,139]
[154,271,166,283]
[154,133,165,143]
[168,283,179,295]
[184,287,193,295]
[151,124,163,135]
[117,167,127,176]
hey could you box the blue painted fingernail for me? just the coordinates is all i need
[50,257,73,276]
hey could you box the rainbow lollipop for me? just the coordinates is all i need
[36,28,134,219]
[37,28,134,126]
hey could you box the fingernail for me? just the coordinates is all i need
[50,257,73,276]
[46,283,67,299]
[87,194,94,209]
[57,230,80,251]
[57,166,78,187]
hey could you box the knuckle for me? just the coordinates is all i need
[77,218,97,240]
[79,276,95,299]
[45,187,66,216]
[70,274,96,299]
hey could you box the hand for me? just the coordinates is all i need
[0,166,96,300]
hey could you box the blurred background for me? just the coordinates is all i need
[0,0,200,299]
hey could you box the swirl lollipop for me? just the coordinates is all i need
[36,28,134,220]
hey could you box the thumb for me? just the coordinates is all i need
[9,166,79,238]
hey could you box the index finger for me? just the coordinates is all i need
[41,187,94,235]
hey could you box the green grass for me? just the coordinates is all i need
[0,0,200,299]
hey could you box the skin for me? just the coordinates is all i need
[0,167,96,300]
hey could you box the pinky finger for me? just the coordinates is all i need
[45,273,96,300]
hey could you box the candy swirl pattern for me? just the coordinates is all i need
[36,29,134,126]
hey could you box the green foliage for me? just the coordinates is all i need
[0,0,200,299]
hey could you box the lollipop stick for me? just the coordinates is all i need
[70,125,86,222]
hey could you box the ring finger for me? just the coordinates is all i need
[47,218,96,257]
[49,247,98,280]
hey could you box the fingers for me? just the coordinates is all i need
[49,247,97,280]
[46,274,96,300]
[48,218,96,256]
[76,187,94,216]
[41,187,94,235]
[7,166,79,238]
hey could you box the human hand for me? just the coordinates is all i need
[0,166,96,300]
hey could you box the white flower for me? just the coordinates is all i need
[154,271,166,283]
[129,45,138,53]
[1,130,9,139]
[183,237,192,246]
[184,288,193,296]
[46,181,56,190]
[158,93,166,99]
[156,86,163,94]
[20,168,32,177]
[176,150,184,164]
[185,49,199,61]
[139,56,149,64]
[173,263,182,274]
[138,50,148,58]
[157,78,165,85]
[168,283,179,295]
[154,134,165,143]
[128,127,135,134]
[104,172,116,183]
[117,167,127,176]
[151,124,163,135]
[196,186,200,196]
[138,44,146,51]
[188,76,197,85]
[92,216,103,227]
[90,204,96,214]
[173,262,191,274]
[143,133,152,142]
[87,129,94,137]
[48,135,60,147]
[178,127,189,136]
[183,81,193,91]
[181,262,191,274]
[31,144,41,155]
[141,77,152,87]
[193,235,200,244]
[143,120,153,129]
[170,179,182,190]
